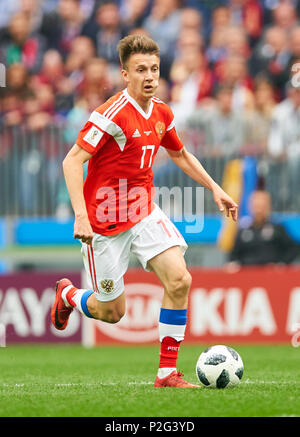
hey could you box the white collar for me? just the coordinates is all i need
[123,88,154,120]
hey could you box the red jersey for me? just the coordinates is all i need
[76,88,184,235]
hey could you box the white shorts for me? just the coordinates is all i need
[81,205,188,302]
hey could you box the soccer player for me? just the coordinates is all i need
[51,35,238,388]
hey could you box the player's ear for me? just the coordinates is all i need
[121,68,129,83]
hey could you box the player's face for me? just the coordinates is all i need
[122,53,160,105]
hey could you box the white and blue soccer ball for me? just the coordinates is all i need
[196,345,244,389]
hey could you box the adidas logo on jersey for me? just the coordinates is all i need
[132,129,141,137]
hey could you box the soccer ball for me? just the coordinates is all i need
[195,345,244,389]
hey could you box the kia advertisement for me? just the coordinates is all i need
[0,268,300,345]
[90,267,300,345]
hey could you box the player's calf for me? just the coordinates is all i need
[52,280,126,327]
[86,293,125,323]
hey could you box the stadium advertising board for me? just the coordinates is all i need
[0,272,82,343]
[0,268,299,345]
[90,267,300,345]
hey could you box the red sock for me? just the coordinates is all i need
[159,336,181,369]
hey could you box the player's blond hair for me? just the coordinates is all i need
[117,34,160,69]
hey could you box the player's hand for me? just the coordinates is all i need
[74,215,94,245]
[212,185,238,222]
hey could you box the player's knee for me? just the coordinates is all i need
[166,270,192,301]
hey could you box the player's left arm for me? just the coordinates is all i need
[167,146,238,221]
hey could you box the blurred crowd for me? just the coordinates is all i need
[1,0,300,215]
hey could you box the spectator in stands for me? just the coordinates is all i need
[175,8,204,62]
[225,25,251,58]
[211,25,252,86]
[286,26,300,79]
[268,77,300,157]
[76,57,114,102]
[170,48,213,129]
[212,24,251,78]
[210,5,231,32]
[272,1,299,33]
[206,25,228,67]
[242,76,276,155]
[23,90,54,130]
[32,49,65,89]
[180,7,203,34]
[228,189,300,266]
[176,27,204,56]
[6,63,30,99]
[218,55,254,112]
[119,0,150,32]
[83,1,126,68]
[1,63,36,127]
[143,0,182,78]
[65,35,96,87]
[36,82,56,115]
[175,8,205,55]
[1,11,46,73]
[19,0,44,33]
[206,20,249,70]
[0,2,20,30]
[185,83,244,160]
[267,80,300,210]
[1,91,24,127]
[206,6,231,62]
[31,49,75,116]
[228,0,263,46]
[264,0,300,22]
[40,0,85,58]
[143,0,181,53]
[249,26,290,98]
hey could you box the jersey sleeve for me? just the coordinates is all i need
[160,110,184,151]
[76,110,127,155]
[160,125,184,151]
[76,120,109,155]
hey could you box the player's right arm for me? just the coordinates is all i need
[62,144,94,245]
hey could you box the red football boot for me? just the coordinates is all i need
[51,278,74,330]
[154,371,200,388]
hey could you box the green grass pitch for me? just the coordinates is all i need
[0,344,299,417]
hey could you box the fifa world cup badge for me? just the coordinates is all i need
[91,129,99,141]
[155,121,165,139]
[100,279,114,293]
